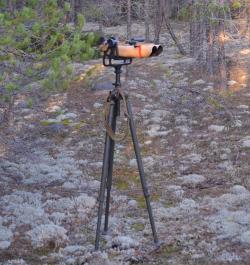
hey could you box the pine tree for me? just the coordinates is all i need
[0,0,99,103]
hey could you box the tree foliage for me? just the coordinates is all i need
[0,0,99,102]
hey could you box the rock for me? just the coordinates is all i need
[208,125,225,132]
[238,105,249,110]
[179,198,198,210]
[12,204,49,228]
[44,194,96,214]
[218,161,233,171]
[93,82,113,91]
[56,112,77,121]
[192,79,206,85]
[45,105,62,113]
[109,236,139,249]
[211,219,241,239]
[216,251,241,262]
[93,102,103,108]
[178,174,206,186]
[65,258,76,265]
[239,231,250,244]
[177,125,191,134]
[175,114,187,125]
[27,224,69,249]
[76,194,96,210]
[0,191,49,229]
[228,80,237,86]
[0,226,13,250]
[167,185,184,198]
[78,251,112,265]
[71,63,92,76]
[62,181,77,190]
[242,137,250,148]
[3,259,28,265]
[47,123,67,135]
[231,185,249,195]
[233,120,242,127]
[220,153,229,160]
[184,153,202,163]
[146,124,171,137]
[151,109,170,123]
[144,156,155,167]
[49,212,66,225]
[0,240,11,250]
[203,86,214,92]
[128,200,138,208]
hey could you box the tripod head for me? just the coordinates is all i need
[100,37,163,88]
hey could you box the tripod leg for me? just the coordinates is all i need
[104,102,117,233]
[125,95,159,245]
[95,100,116,251]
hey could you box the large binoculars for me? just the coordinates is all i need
[99,37,163,59]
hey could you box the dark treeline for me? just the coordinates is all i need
[0,0,249,108]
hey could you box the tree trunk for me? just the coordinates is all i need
[154,0,162,43]
[217,21,227,89]
[164,14,186,55]
[8,0,14,15]
[144,0,150,41]
[127,0,132,39]
[16,0,25,10]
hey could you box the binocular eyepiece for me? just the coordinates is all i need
[99,37,163,59]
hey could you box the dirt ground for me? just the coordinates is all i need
[0,23,250,265]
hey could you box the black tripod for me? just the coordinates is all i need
[95,54,159,250]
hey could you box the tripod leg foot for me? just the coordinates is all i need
[125,95,159,245]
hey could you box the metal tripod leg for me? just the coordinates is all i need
[125,94,159,245]
[104,102,117,233]
[95,100,116,251]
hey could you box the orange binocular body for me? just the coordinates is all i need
[100,41,163,59]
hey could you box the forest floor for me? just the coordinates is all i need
[0,22,250,265]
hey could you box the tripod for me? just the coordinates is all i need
[95,54,159,250]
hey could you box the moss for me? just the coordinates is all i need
[115,179,129,190]
[113,167,142,189]
[207,97,223,109]
[130,174,141,186]
[26,98,33,108]
[162,67,173,78]
[160,244,179,256]
[163,200,175,208]
[61,118,71,125]
[151,80,157,89]
[40,120,56,126]
[151,193,160,202]
[219,89,234,98]
[77,64,102,87]
[134,195,146,209]
[74,121,86,130]
[40,119,71,126]
[131,222,145,232]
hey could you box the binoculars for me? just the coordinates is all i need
[99,37,163,59]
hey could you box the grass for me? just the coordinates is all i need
[131,222,145,232]
[40,118,72,126]
[116,179,129,190]
[27,98,33,108]
[156,243,180,263]
[113,167,142,191]
[40,120,56,126]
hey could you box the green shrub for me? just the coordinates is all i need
[0,0,100,102]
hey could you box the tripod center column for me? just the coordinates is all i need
[114,65,122,88]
